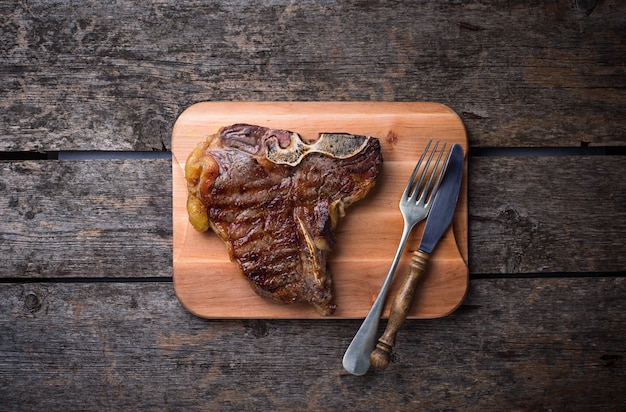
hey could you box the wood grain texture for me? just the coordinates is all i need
[469,155,626,274]
[1,1,624,151]
[0,278,624,410]
[0,160,172,278]
[171,102,469,319]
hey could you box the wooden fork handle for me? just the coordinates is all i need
[370,249,430,370]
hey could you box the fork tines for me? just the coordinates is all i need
[404,140,450,206]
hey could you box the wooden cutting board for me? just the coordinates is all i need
[172,102,468,319]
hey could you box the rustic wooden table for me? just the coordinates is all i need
[1,1,625,410]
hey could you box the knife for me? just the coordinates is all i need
[369,143,464,370]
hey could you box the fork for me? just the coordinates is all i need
[342,139,449,376]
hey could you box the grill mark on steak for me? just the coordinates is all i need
[185,124,382,315]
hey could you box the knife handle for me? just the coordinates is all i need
[370,249,430,370]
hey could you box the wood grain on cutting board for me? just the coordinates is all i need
[172,102,468,319]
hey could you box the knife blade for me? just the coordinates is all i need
[369,143,464,370]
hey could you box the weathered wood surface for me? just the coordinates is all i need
[1,157,624,279]
[1,278,624,410]
[1,0,626,410]
[0,160,172,279]
[1,1,625,151]
[470,155,626,274]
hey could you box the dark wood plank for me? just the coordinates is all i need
[469,155,626,274]
[1,156,624,278]
[1,1,624,151]
[1,277,624,410]
[0,159,171,278]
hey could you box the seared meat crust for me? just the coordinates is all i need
[185,124,382,315]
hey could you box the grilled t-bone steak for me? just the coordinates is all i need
[185,124,383,315]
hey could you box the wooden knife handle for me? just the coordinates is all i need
[370,249,430,370]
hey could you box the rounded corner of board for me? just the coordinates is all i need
[431,103,468,140]
[182,100,212,114]
[429,273,469,319]
[172,101,215,128]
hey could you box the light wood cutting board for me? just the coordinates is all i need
[172,102,468,319]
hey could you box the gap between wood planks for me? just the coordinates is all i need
[0,144,625,161]
[471,271,626,279]
[0,277,172,283]
[470,145,626,157]
[0,151,171,161]
[0,271,626,284]
[1,272,625,284]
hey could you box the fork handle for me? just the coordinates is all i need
[370,249,430,370]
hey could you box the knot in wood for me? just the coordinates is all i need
[24,293,42,314]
